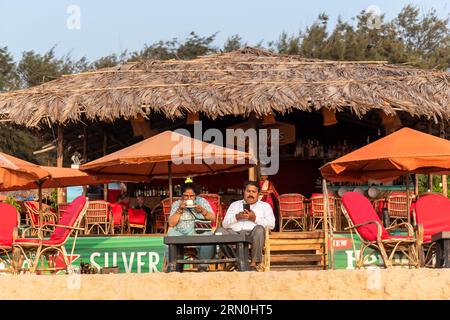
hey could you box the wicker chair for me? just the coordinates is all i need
[199,193,222,230]
[24,201,58,236]
[278,193,307,231]
[57,203,70,222]
[13,196,88,274]
[341,192,419,268]
[84,201,112,235]
[386,192,414,227]
[309,194,338,231]
[414,194,450,267]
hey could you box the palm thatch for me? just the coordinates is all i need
[0,47,449,128]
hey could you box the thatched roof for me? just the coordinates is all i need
[0,47,449,128]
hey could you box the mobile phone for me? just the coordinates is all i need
[243,203,250,211]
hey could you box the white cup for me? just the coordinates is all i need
[186,199,194,207]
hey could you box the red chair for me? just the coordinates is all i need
[278,193,307,231]
[13,196,89,274]
[414,194,450,267]
[340,192,419,268]
[57,203,70,222]
[128,208,147,234]
[110,203,124,234]
[0,203,20,273]
[199,193,222,229]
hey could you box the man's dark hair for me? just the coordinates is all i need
[243,180,260,192]
[181,182,200,195]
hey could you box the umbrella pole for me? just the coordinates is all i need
[322,179,334,270]
[38,182,43,225]
[168,161,173,205]
[406,174,411,225]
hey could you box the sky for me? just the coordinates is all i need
[0,0,449,61]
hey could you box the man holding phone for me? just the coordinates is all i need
[216,180,275,271]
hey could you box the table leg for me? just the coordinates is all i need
[176,245,184,273]
[236,242,248,271]
[443,240,450,268]
[436,240,443,268]
[168,244,177,272]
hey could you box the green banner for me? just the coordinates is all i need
[0,233,411,273]
[65,236,165,273]
[330,233,409,269]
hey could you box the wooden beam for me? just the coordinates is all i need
[57,125,66,204]
[103,129,108,201]
[427,122,433,192]
[441,122,448,198]
[83,126,88,197]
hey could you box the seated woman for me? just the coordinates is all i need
[166,182,215,271]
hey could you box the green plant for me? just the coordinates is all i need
[5,196,21,213]
[50,189,58,211]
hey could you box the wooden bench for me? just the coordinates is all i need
[164,234,252,272]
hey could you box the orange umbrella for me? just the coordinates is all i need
[320,127,450,183]
[81,130,256,201]
[0,152,49,189]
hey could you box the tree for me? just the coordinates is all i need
[0,46,18,92]
[224,34,245,52]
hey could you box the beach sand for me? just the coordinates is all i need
[1,269,450,299]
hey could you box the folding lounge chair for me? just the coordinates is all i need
[0,203,20,273]
[13,196,88,274]
[341,192,420,268]
[414,194,450,267]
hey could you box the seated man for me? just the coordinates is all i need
[166,182,215,271]
[216,180,275,271]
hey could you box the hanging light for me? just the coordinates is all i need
[186,112,200,125]
[322,108,338,126]
[379,111,402,134]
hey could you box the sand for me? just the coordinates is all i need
[1,269,450,299]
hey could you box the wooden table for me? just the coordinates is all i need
[432,232,450,268]
[164,234,252,272]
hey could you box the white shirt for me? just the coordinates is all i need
[222,199,275,232]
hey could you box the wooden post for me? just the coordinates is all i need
[57,125,65,204]
[168,161,173,206]
[103,129,108,201]
[247,112,260,181]
[83,127,88,197]
[440,123,448,198]
[406,174,411,225]
[414,174,419,197]
[322,179,332,270]
[427,122,433,193]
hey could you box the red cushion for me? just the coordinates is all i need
[128,208,146,225]
[50,196,87,242]
[0,203,18,247]
[415,194,450,244]
[342,192,390,241]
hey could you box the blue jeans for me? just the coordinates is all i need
[165,228,215,269]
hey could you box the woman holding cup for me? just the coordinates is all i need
[165,182,215,271]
